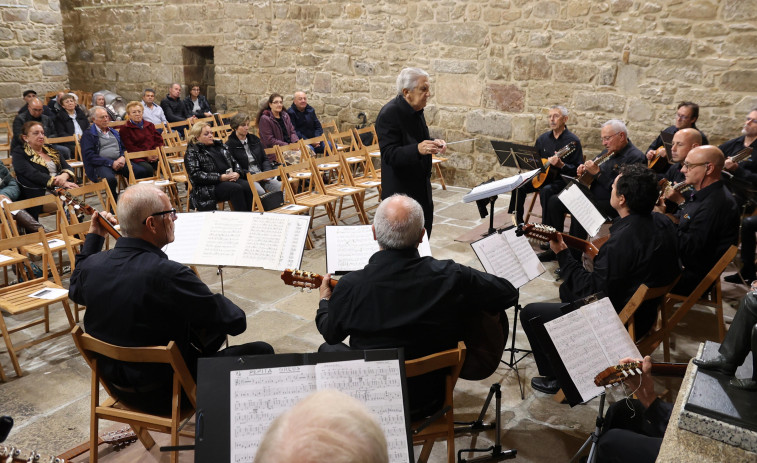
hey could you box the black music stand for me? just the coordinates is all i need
[490,140,540,227]
[659,131,674,159]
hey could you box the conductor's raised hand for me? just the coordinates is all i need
[319,273,333,300]
[418,140,440,156]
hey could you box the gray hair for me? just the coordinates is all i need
[374,194,424,250]
[142,88,155,97]
[88,106,107,121]
[255,390,388,463]
[750,106,757,114]
[395,67,429,95]
[117,184,166,237]
[601,119,628,136]
[550,105,568,116]
[229,113,251,131]
[92,92,105,106]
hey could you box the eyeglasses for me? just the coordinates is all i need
[142,209,177,224]
[682,161,709,170]
[601,132,621,142]
[676,113,691,120]
[746,118,757,124]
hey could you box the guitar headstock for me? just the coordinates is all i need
[0,445,66,462]
[516,223,558,244]
[594,362,642,387]
[101,428,137,446]
[281,269,323,291]
[557,141,577,157]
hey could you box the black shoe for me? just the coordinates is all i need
[531,376,560,394]
[538,250,556,262]
[554,267,562,279]
[730,378,757,391]
[540,242,550,251]
[724,272,755,285]
[693,354,738,376]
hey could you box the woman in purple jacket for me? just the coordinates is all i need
[256,93,299,160]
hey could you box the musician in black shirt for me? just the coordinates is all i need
[507,105,583,224]
[645,101,709,173]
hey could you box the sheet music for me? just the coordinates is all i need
[229,365,317,463]
[470,229,544,288]
[544,298,641,403]
[557,183,606,237]
[462,168,540,203]
[316,359,410,463]
[166,211,310,270]
[325,225,431,274]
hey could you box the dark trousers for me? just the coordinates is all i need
[596,399,664,463]
[215,179,253,211]
[740,216,757,277]
[94,162,153,200]
[508,181,565,225]
[719,292,757,379]
[520,302,570,377]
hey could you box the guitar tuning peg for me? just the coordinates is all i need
[621,370,629,377]
[635,368,642,375]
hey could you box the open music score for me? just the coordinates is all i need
[325,225,431,274]
[470,227,544,288]
[165,211,310,271]
[543,297,641,403]
[557,182,606,237]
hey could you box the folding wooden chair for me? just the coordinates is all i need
[353,125,381,175]
[300,134,333,157]
[211,124,232,143]
[327,129,359,154]
[123,150,179,207]
[194,116,216,127]
[407,342,466,463]
[0,211,32,287]
[167,120,191,138]
[431,155,448,190]
[62,220,92,322]
[0,121,12,158]
[71,326,196,463]
[309,154,369,225]
[336,147,381,213]
[161,145,191,212]
[321,119,339,136]
[161,130,183,148]
[280,161,338,233]
[618,277,681,359]
[215,111,238,127]
[45,135,84,183]
[106,120,127,129]
[0,228,75,380]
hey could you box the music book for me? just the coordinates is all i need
[470,227,544,288]
[325,225,431,274]
[532,297,641,405]
[195,349,412,463]
[557,181,606,237]
[165,211,310,271]
[462,168,541,203]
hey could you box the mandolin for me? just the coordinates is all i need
[594,361,688,387]
[55,428,137,462]
[51,187,121,240]
[728,146,754,164]
[647,145,667,169]
[657,178,693,200]
[531,142,577,189]
[280,269,509,381]
[516,223,600,258]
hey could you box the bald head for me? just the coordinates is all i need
[683,145,724,191]
[293,91,308,112]
[670,128,702,163]
[27,98,44,116]
[695,145,725,170]
[373,194,425,250]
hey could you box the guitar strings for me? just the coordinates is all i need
[618,373,645,419]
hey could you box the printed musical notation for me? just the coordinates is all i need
[557,183,606,237]
[325,225,431,274]
[471,228,544,288]
[229,359,410,463]
[165,211,310,271]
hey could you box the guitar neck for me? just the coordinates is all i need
[650,362,687,377]
[729,146,753,164]
[517,223,600,258]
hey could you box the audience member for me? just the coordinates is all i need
[183,83,213,118]
[257,93,299,150]
[48,91,66,116]
[225,113,281,195]
[140,88,168,126]
[69,184,274,414]
[255,390,388,463]
[53,93,90,153]
[161,83,195,124]
[18,90,54,118]
[119,101,163,176]
[92,92,120,122]
[12,97,70,159]
[185,122,253,211]
[286,91,325,153]
[0,159,45,233]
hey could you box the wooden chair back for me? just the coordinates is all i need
[167,119,191,136]
[327,129,358,153]
[215,111,238,127]
[299,134,333,157]
[321,119,339,135]
[0,121,11,158]
[353,125,379,151]
[405,341,466,463]
[211,124,232,143]
[618,277,680,359]
[71,325,196,463]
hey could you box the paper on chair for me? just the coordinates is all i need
[28,287,68,300]
[557,182,606,237]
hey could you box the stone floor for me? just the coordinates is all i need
[0,184,749,462]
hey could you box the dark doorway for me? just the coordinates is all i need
[182,46,215,111]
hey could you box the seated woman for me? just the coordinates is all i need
[119,101,163,176]
[185,122,253,211]
[92,92,120,122]
[183,84,213,118]
[11,121,78,219]
[53,93,89,154]
[257,93,299,157]
[225,113,281,195]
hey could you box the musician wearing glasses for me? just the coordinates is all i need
[657,128,702,214]
[721,108,757,184]
[657,146,738,294]
[523,165,680,394]
[69,184,274,414]
[507,105,583,225]
[645,102,709,173]
[539,119,644,262]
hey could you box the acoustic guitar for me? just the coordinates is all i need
[728,146,754,164]
[594,361,688,387]
[647,145,667,169]
[657,178,693,200]
[280,269,509,381]
[51,187,121,240]
[516,223,601,258]
[531,142,577,189]
[577,151,615,187]
[0,428,136,463]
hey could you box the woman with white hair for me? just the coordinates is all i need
[91,92,120,121]
[375,67,446,237]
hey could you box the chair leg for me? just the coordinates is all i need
[434,163,447,190]
[131,425,156,450]
[417,440,434,463]
[44,305,50,333]
[0,313,22,377]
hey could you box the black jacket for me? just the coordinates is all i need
[54,107,90,138]
[161,95,190,123]
[225,132,274,174]
[183,95,212,118]
[185,140,243,211]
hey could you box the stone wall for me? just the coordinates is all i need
[56,0,757,186]
[0,0,69,123]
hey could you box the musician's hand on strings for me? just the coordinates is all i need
[653,196,666,215]
[645,150,656,160]
[724,158,738,172]
[548,155,564,168]
[576,164,586,176]
[319,273,333,300]
[585,160,600,176]
[88,211,118,237]
[618,356,656,408]
[549,233,568,255]
[664,188,684,205]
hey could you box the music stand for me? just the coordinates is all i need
[490,140,541,228]
[659,131,674,159]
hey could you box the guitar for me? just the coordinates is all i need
[531,142,577,188]
[516,223,600,258]
[280,269,509,381]
[594,361,688,387]
[51,188,121,240]
[577,151,615,187]
[55,427,137,462]
[728,146,754,164]
[647,145,667,169]
[657,178,693,200]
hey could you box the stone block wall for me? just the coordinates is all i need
[54,0,757,186]
[0,0,69,122]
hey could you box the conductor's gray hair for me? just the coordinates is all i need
[396,67,429,95]
[602,119,628,136]
[254,390,389,463]
[373,194,424,250]
[117,184,166,237]
[550,105,568,116]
